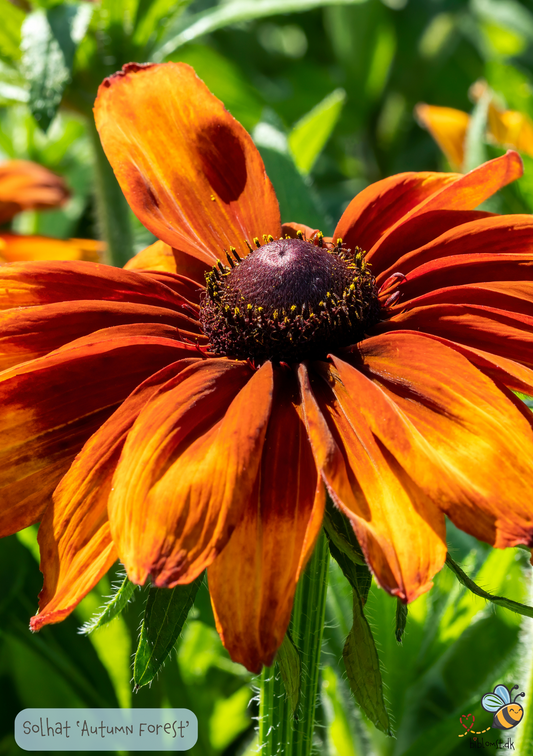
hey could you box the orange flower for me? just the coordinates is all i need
[2,62,533,673]
[416,97,533,169]
[0,160,103,262]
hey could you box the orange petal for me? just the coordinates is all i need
[366,152,523,273]
[0,234,103,263]
[0,326,198,537]
[95,62,281,262]
[488,105,533,158]
[415,103,470,169]
[0,160,69,224]
[0,299,203,371]
[376,213,533,288]
[384,303,533,368]
[350,332,533,548]
[299,361,447,602]
[208,368,325,672]
[108,360,274,587]
[0,260,192,311]
[31,357,201,631]
[366,209,493,283]
[124,239,209,286]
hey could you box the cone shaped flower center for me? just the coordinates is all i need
[200,236,381,362]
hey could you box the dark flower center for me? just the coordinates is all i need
[199,236,381,363]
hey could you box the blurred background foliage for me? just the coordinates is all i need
[1,0,533,754]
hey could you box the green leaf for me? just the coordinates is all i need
[21,3,92,132]
[153,0,370,61]
[253,119,329,230]
[463,87,490,173]
[79,575,138,635]
[342,586,391,735]
[446,553,533,619]
[289,89,346,175]
[395,599,408,644]
[132,0,191,51]
[275,631,301,716]
[323,499,366,567]
[133,574,203,688]
[0,0,25,63]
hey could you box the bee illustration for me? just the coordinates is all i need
[481,684,525,730]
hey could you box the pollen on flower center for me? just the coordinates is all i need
[199,236,381,363]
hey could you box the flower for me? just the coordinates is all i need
[2,62,533,673]
[416,85,533,170]
[0,159,103,262]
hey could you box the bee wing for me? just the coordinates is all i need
[494,685,511,704]
[482,693,505,712]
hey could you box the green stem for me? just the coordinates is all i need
[259,529,330,756]
[514,574,533,756]
[88,121,134,268]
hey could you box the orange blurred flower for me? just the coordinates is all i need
[0,159,102,262]
[2,63,533,673]
[416,87,533,170]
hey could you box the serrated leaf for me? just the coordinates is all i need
[21,3,92,132]
[276,631,301,715]
[289,89,346,175]
[446,553,533,618]
[153,0,370,60]
[79,575,138,635]
[133,574,203,688]
[395,599,408,643]
[343,586,391,735]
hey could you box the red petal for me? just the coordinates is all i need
[95,63,281,261]
[108,360,273,586]
[0,326,198,537]
[208,368,324,672]
[31,358,202,630]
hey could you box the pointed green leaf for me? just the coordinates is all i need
[464,87,490,173]
[153,0,370,60]
[289,89,346,175]
[276,631,301,715]
[79,575,138,635]
[446,553,533,618]
[253,119,328,229]
[343,586,391,735]
[133,574,203,688]
[323,500,366,566]
[395,599,408,643]
[21,3,92,132]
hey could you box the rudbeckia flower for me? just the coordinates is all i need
[416,87,533,170]
[0,159,102,263]
[2,62,533,674]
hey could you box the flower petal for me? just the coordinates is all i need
[0,300,203,371]
[108,360,273,587]
[0,160,69,224]
[0,260,190,311]
[349,332,533,548]
[299,361,447,602]
[208,368,324,672]
[384,303,533,368]
[95,62,281,261]
[334,171,460,256]
[31,358,202,631]
[124,240,209,286]
[0,326,198,537]
[367,209,493,283]
[0,233,103,263]
[415,104,470,169]
[378,214,533,289]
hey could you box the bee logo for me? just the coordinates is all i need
[481,684,525,730]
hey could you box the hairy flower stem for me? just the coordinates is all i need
[259,529,329,756]
[514,573,533,756]
[88,121,134,268]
